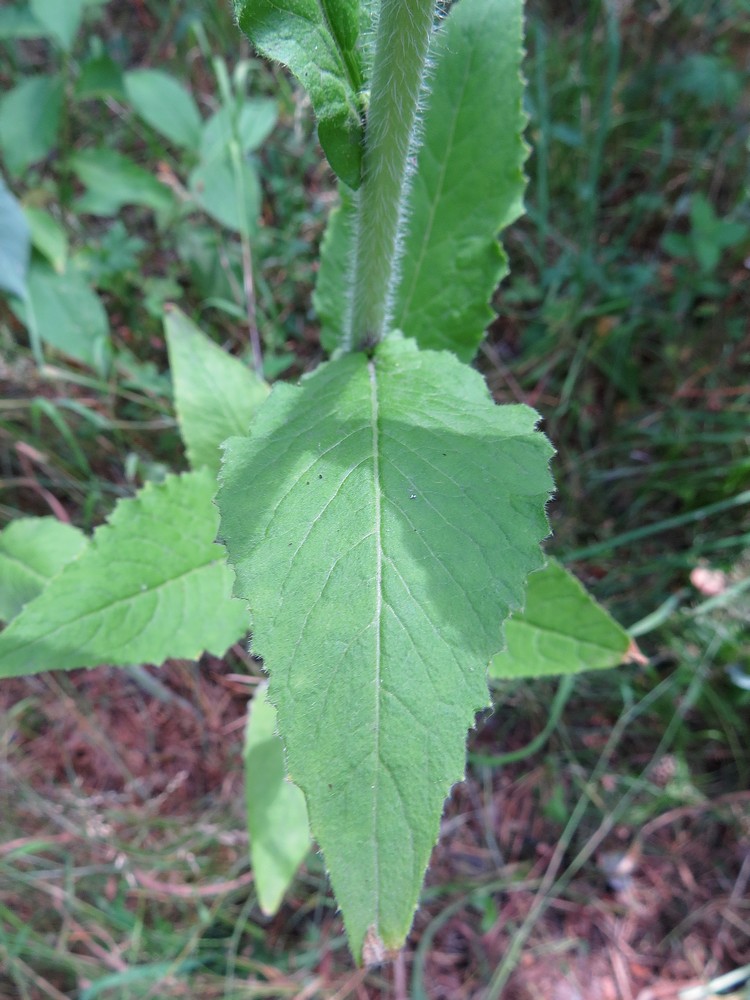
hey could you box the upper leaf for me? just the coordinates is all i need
[164,308,270,475]
[0,75,63,177]
[233,0,365,189]
[0,518,86,622]
[244,681,311,915]
[217,336,553,960]
[0,470,248,679]
[490,559,630,679]
[29,0,84,51]
[391,0,527,359]
[124,70,203,152]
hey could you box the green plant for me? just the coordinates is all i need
[0,0,634,966]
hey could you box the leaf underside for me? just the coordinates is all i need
[490,559,630,679]
[217,336,553,960]
[0,469,247,679]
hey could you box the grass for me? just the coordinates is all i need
[1,0,749,996]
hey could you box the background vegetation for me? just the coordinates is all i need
[0,0,748,996]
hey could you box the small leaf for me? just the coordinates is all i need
[199,99,278,160]
[0,518,87,622]
[11,262,111,373]
[29,0,84,51]
[124,70,203,152]
[0,176,30,299]
[314,182,355,354]
[164,307,270,475]
[244,681,311,915]
[0,75,64,177]
[0,470,248,679]
[70,148,175,218]
[24,206,68,273]
[0,5,46,40]
[233,0,365,189]
[490,559,630,680]
[75,52,127,101]
[392,0,527,359]
[188,155,261,235]
[217,336,553,959]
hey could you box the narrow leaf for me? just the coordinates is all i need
[0,75,63,177]
[0,518,86,622]
[0,470,248,679]
[244,681,311,915]
[0,176,30,299]
[24,206,68,273]
[233,0,365,189]
[490,559,630,680]
[392,0,527,359]
[217,336,553,959]
[124,70,203,151]
[164,307,270,475]
[314,183,355,353]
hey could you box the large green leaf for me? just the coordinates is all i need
[124,70,203,152]
[233,0,365,189]
[12,261,111,373]
[0,470,248,678]
[164,308,270,475]
[29,0,84,51]
[490,559,630,680]
[244,681,311,915]
[0,518,86,622]
[71,148,176,218]
[217,336,553,960]
[0,75,63,177]
[391,0,527,359]
[0,176,30,300]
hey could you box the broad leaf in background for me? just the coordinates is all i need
[217,336,553,960]
[200,98,278,160]
[124,70,203,152]
[392,0,527,359]
[0,177,30,300]
[188,153,261,236]
[164,308,270,475]
[0,75,63,176]
[315,183,355,353]
[24,206,68,274]
[0,518,87,622]
[29,0,85,51]
[490,559,631,680]
[233,0,365,189]
[12,262,111,373]
[244,681,311,915]
[0,470,248,679]
[70,148,176,218]
[0,4,46,40]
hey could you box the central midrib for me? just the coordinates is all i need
[367,359,383,927]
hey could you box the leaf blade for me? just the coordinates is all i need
[217,336,553,958]
[392,0,527,359]
[0,518,87,622]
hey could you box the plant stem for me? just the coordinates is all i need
[347,0,436,350]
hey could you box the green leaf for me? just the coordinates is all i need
[392,0,527,359]
[0,518,87,623]
[188,155,261,235]
[124,70,203,152]
[0,470,248,679]
[24,206,68,273]
[244,681,311,915]
[490,560,630,680]
[217,336,553,960]
[0,4,46,40]
[0,177,30,300]
[29,0,84,51]
[0,75,64,177]
[314,183,355,354]
[233,0,365,189]
[70,148,176,218]
[75,52,127,101]
[11,262,111,373]
[164,308,270,475]
[199,99,278,160]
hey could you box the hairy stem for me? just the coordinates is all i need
[346,0,435,350]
